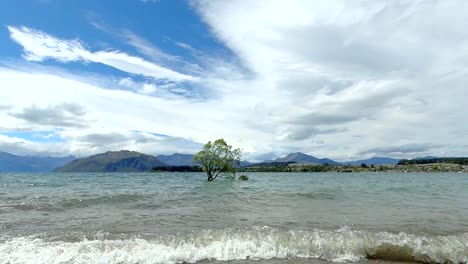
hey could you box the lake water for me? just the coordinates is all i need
[0,172,467,263]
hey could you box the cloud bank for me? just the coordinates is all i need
[1,1,468,160]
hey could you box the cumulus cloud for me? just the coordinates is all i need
[75,132,130,146]
[0,69,224,157]
[286,127,347,141]
[118,77,139,90]
[62,131,203,156]
[360,143,441,156]
[0,104,12,111]
[140,83,157,94]
[0,134,70,157]
[9,103,88,128]
[7,26,197,82]
[190,0,468,159]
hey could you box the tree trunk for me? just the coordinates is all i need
[207,171,213,181]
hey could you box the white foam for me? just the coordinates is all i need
[1,227,467,264]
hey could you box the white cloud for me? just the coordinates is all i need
[7,26,197,82]
[121,29,181,63]
[3,1,468,160]
[190,0,468,159]
[118,77,139,90]
[8,102,88,128]
[118,77,189,97]
[7,26,89,62]
[0,68,260,157]
[141,83,157,94]
[0,134,70,157]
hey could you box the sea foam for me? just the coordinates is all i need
[1,227,467,264]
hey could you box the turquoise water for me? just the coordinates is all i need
[0,172,467,263]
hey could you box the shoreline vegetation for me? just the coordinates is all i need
[238,162,468,173]
[153,161,468,173]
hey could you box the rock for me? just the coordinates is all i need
[238,175,249,181]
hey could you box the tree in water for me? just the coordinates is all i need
[194,139,242,181]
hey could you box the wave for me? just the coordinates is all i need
[1,227,467,264]
[7,193,152,212]
[292,191,337,200]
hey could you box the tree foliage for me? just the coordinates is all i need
[193,139,242,181]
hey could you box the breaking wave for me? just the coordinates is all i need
[1,227,467,264]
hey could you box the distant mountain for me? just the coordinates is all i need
[343,157,400,165]
[156,153,254,167]
[54,150,167,172]
[412,156,438,160]
[0,151,75,172]
[273,152,339,165]
[156,153,195,166]
[239,160,254,167]
[245,161,296,167]
[398,157,468,165]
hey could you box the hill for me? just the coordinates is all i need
[273,152,339,165]
[412,156,438,160]
[156,153,195,166]
[245,161,296,167]
[398,157,468,165]
[0,151,75,172]
[54,150,167,172]
[343,157,400,165]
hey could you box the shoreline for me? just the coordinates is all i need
[236,162,468,173]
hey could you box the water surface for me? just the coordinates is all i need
[1,172,467,263]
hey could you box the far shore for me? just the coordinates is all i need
[152,162,468,173]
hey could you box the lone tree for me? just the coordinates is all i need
[194,138,242,181]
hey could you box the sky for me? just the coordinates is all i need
[0,0,467,161]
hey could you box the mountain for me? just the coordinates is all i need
[245,161,296,167]
[156,153,254,167]
[412,156,438,160]
[343,157,400,165]
[156,153,195,166]
[0,151,75,172]
[239,160,254,167]
[54,150,167,172]
[273,152,339,165]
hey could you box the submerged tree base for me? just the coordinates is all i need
[238,175,249,181]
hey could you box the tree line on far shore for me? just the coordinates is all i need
[398,157,468,165]
[152,165,203,172]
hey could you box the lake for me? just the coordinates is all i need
[1,172,467,263]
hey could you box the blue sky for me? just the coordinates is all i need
[1,0,468,160]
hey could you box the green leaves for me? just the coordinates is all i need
[194,138,242,181]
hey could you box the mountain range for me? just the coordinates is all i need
[156,153,195,166]
[342,157,400,166]
[0,151,75,172]
[54,150,166,172]
[271,152,340,165]
[0,150,426,172]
